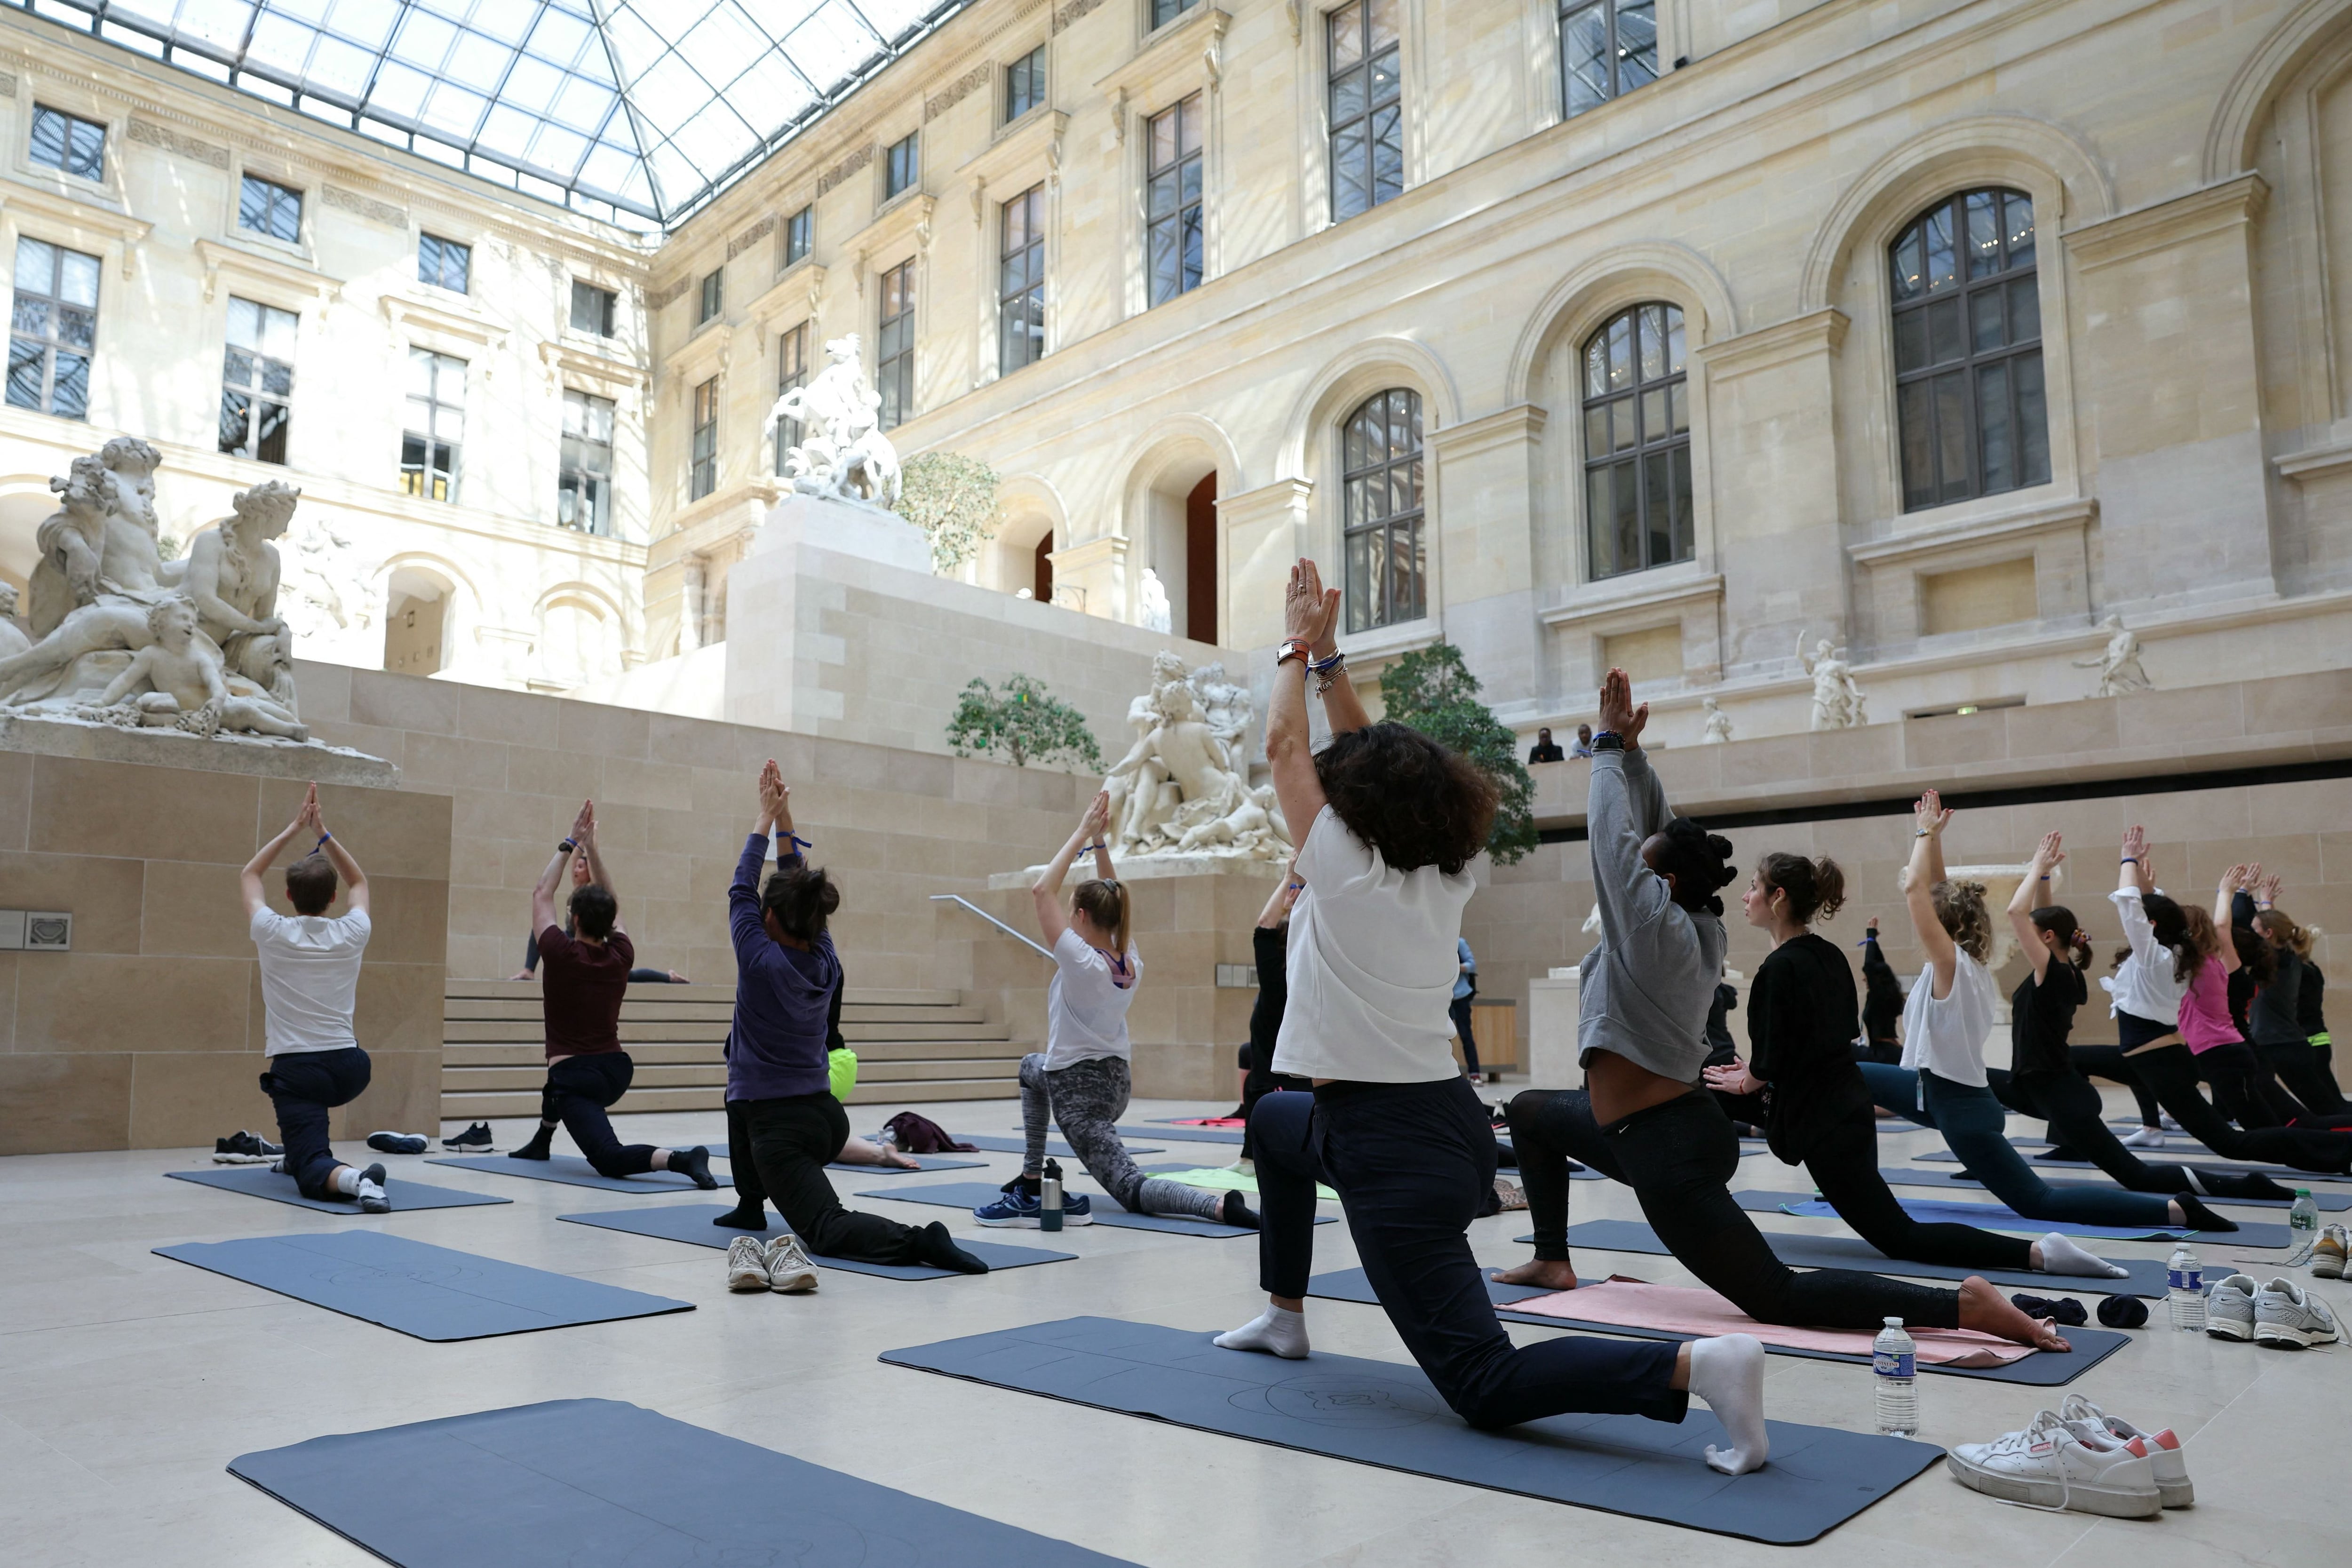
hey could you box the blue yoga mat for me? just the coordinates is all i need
[557,1204,1076,1279]
[154,1230,693,1340]
[705,1143,988,1174]
[1113,1123,1240,1146]
[1737,1187,2290,1247]
[166,1167,509,1212]
[230,1399,1141,1567]
[1520,1218,2169,1299]
[882,1316,1939,1544]
[852,1180,1325,1238]
[1877,1164,2348,1211]
[1304,1268,2126,1385]
[423,1154,712,1193]
[1917,1146,2352,1185]
[958,1134,1163,1157]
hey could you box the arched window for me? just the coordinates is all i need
[1341,388,1424,632]
[1890,188,2047,510]
[1581,302,1690,579]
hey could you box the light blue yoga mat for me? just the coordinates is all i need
[1878,1164,2348,1211]
[557,1204,1075,1279]
[1736,1188,2290,1247]
[424,1154,711,1193]
[166,1167,509,1212]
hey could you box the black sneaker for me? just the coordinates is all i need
[441,1122,495,1152]
[367,1131,429,1155]
[355,1162,390,1214]
[213,1130,282,1165]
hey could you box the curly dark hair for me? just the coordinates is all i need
[569,883,618,939]
[1754,851,1846,925]
[763,862,840,943]
[1651,817,1738,916]
[1313,721,1496,875]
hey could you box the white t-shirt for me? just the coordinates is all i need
[1272,804,1477,1083]
[250,907,371,1056]
[1899,946,1996,1087]
[1044,927,1141,1071]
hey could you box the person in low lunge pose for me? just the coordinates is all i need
[240,784,388,1212]
[1499,686,2067,1372]
[510,802,718,1190]
[976,793,1258,1230]
[716,761,987,1290]
[1237,859,1310,1170]
[1216,569,1773,1478]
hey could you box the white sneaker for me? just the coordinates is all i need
[1946,1409,2161,1518]
[763,1234,818,1294]
[2060,1394,2192,1508]
[725,1236,770,1293]
[2206,1273,2258,1342]
[2119,1126,2166,1149]
[2254,1277,2341,1348]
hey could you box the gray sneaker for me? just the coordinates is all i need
[2206,1273,2258,1342]
[762,1234,818,1294]
[2255,1276,2341,1349]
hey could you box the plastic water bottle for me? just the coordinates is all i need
[1872,1318,1918,1438]
[2167,1243,2205,1332]
[2291,1189,2320,1239]
[1040,1164,1064,1234]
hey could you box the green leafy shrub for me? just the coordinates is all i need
[894,451,1001,572]
[946,674,1105,771]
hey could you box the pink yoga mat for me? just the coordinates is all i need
[1168,1117,1248,1128]
[1508,1280,2036,1367]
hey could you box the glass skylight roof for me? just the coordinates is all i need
[18,0,966,225]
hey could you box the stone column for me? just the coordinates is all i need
[1429,404,1547,716]
[1216,478,1313,650]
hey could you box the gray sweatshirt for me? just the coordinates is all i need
[1577,745,1724,1082]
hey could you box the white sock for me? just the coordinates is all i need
[1215,1305,1309,1359]
[331,1166,360,1195]
[1686,1334,1769,1476]
[2037,1232,2129,1279]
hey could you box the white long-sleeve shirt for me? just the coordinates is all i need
[2106,886,2186,1025]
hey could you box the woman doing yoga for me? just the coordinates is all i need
[1216,568,1774,1478]
[2102,833,2352,1175]
[976,793,1256,1230]
[1699,850,2126,1277]
[2242,878,2348,1118]
[1857,797,2237,1232]
[1991,833,2290,1205]
[1498,678,2067,1365]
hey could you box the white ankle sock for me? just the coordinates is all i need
[2038,1232,2129,1279]
[1215,1305,1309,1359]
[332,1166,360,1196]
[1685,1334,1769,1476]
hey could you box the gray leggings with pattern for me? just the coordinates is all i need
[1020,1052,1224,1221]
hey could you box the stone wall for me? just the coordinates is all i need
[0,750,449,1154]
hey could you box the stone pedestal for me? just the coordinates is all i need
[1526,970,1583,1089]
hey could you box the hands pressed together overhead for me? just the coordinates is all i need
[1596,668,1647,748]
[1284,558,1341,655]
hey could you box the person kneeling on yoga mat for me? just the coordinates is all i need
[240,784,387,1213]
[1216,567,1771,1477]
[975,792,1257,1230]
[511,802,717,1190]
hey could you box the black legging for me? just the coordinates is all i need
[1797,1115,2032,1271]
[540,1053,657,1178]
[2126,1043,2352,1173]
[2067,1044,2163,1128]
[2197,1042,2352,1129]
[1993,1067,2292,1201]
[1507,1088,1962,1330]
[727,1092,932,1264]
[2263,1039,2352,1117]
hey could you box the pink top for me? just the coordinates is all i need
[2177,956,2236,1052]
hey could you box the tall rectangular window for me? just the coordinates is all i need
[418,233,471,293]
[401,348,464,502]
[1560,0,1657,119]
[697,269,722,325]
[559,388,614,534]
[877,259,915,430]
[7,237,98,420]
[1006,44,1046,120]
[784,206,812,267]
[1328,0,1402,222]
[30,105,104,180]
[885,132,920,199]
[1146,95,1203,307]
[1891,189,2048,510]
[999,184,1046,375]
[690,376,720,500]
[569,280,616,337]
[774,321,808,475]
[238,175,302,243]
[1150,0,1198,26]
[219,296,296,465]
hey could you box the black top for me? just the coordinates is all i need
[2010,958,2086,1078]
[1859,933,1903,1048]
[1528,741,1567,764]
[1249,924,1288,1067]
[2303,963,2329,1038]
[2250,946,2306,1047]
[1703,982,1739,1067]
[1747,932,1874,1163]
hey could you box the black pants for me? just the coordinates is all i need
[1240,1044,1311,1162]
[2067,1044,2163,1127]
[1252,1081,1685,1430]
[1507,1088,1961,1330]
[2258,1039,2352,1119]
[1994,1068,2202,1194]
[732,1092,928,1264]
[2127,1043,2352,1173]
[260,1046,373,1200]
[541,1054,657,1178]
[1799,1115,2031,1270]
[1449,996,1481,1077]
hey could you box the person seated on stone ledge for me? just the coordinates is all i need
[238,783,386,1213]
[1527,726,1566,764]
[508,846,689,983]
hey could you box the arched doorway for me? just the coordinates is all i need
[1185,474,1216,644]
[383,566,452,676]
[1033,532,1054,604]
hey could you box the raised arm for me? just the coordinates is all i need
[1257,853,1302,929]
[1032,792,1109,947]
[308,787,368,917]
[577,801,625,937]
[533,801,590,936]
[2008,829,2063,985]
[239,785,314,917]
[2118,825,2153,898]
[2215,864,2252,974]
[1902,789,1957,996]
[729,763,786,965]
[1586,668,1672,944]
[1266,558,1341,855]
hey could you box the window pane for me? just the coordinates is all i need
[1669,381,1688,435]
[1640,387,1665,445]
[1330,2,1362,68]
[1922,203,1955,294]
[1611,397,1637,452]
[1664,305,1685,374]
[1345,524,1374,633]
[1587,466,1616,577]
[56,306,93,353]
[2004,190,2035,272]
[30,108,65,171]
[1965,190,2001,279]
[57,251,99,308]
[254,398,288,464]
[1178,97,1201,156]
[50,351,87,418]
[1617,0,1658,88]
[1975,358,2012,493]
[1637,304,1665,382]
[1606,312,1631,389]
[1584,402,1608,456]
[1371,106,1403,203]
[2007,275,2040,343]
[2014,349,2050,488]
[1925,297,1962,366]
[16,237,54,293]
[1611,456,1640,571]
[1669,443,1694,561]
[1148,218,1179,304]
[1368,0,1398,50]
[1391,519,1422,621]
[1892,307,1927,373]
[1970,288,2004,353]
[220,389,252,452]
[1891,227,1924,302]
[1563,7,1608,117]
[1583,335,1607,398]
[6,338,43,409]
[1898,379,1935,509]
[1370,47,1400,108]
[1331,67,1367,125]
[1932,370,1970,502]
[1643,449,1671,567]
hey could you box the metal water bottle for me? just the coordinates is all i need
[1041,1164,1064,1233]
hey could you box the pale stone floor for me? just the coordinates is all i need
[0,1085,2334,1566]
